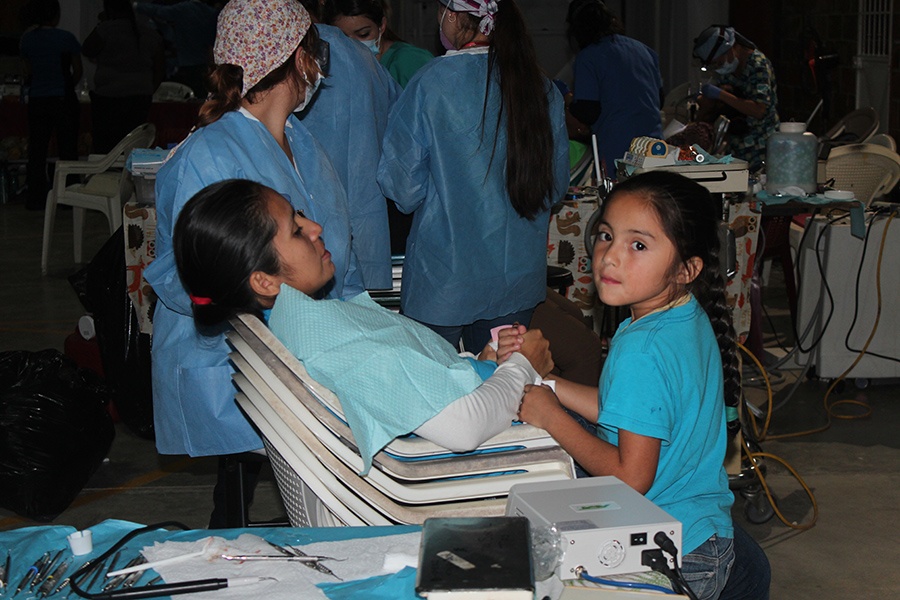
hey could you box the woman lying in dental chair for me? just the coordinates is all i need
[173,179,554,472]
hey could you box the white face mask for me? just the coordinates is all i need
[361,34,381,55]
[716,56,738,75]
[295,73,323,113]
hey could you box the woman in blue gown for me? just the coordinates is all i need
[145,0,363,463]
[377,0,568,353]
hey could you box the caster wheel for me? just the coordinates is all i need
[744,495,775,524]
[855,378,869,390]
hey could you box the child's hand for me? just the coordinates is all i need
[518,384,564,429]
[518,329,554,377]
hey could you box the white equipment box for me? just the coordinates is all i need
[506,477,682,579]
[628,159,750,194]
[795,213,900,379]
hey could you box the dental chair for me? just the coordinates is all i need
[227,313,575,527]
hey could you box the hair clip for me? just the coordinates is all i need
[189,294,213,306]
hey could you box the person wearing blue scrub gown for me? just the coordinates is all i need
[297,21,400,290]
[565,0,663,177]
[145,0,363,461]
[378,0,568,352]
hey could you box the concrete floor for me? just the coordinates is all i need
[1,195,899,598]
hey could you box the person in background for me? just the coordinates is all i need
[326,0,433,88]
[19,0,82,211]
[693,25,779,172]
[565,0,663,178]
[296,0,401,290]
[82,0,165,153]
[143,0,363,527]
[519,171,769,600]
[378,0,568,353]
[135,0,220,98]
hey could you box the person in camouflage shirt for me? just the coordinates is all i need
[693,25,779,171]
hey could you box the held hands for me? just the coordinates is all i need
[477,326,554,377]
[518,329,554,377]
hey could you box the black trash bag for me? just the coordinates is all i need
[0,349,115,522]
[69,226,155,440]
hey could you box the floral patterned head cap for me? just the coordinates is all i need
[214,0,312,97]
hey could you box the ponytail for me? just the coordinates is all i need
[457,0,557,220]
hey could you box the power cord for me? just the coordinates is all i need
[575,567,676,595]
[732,210,897,531]
[643,532,699,600]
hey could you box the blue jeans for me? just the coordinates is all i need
[682,523,770,600]
[681,534,734,600]
[719,523,770,600]
[424,307,536,353]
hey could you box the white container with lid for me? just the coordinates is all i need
[765,122,818,194]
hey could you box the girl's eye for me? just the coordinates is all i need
[631,240,647,251]
[596,231,612,242]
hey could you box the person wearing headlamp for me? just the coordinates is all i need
[693,25,779,171]
[145,0,363,525]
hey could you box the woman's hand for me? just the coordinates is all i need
[495,324,526,362]
[518,383,565,429]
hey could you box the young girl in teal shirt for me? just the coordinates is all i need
[520,171,769,600]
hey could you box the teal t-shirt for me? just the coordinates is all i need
[597,296,733,554]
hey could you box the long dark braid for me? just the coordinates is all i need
[608,171,741,438]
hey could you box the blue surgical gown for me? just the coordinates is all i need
[573,34,663,174]
[377,48,569,327]
[298,25,400,289]
[144,109,364,457]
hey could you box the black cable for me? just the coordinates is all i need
[760,300,791,353]
[793,214,843,354]
[69,522,191,599]
[844,211,900,363]
[652,532,699,600]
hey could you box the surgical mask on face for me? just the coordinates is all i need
[716,56,738,75]
[361,34,380,55]
[295,73,323,113]
[439,7,455,51]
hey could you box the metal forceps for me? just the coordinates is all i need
[263,540,343,580]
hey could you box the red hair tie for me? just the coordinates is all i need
[189,294,213,306]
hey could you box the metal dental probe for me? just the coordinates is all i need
[15,552,49,595]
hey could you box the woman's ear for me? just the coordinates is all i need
[248,271,281,306]
[677,256,703,285]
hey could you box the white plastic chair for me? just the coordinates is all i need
[867,133,897,152]
[152,81,195,102]
[818,107,878,159]
[41,123,156,275]
[825,143,900,206]
[227,313,574,526]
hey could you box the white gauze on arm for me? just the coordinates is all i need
[412,353,538,452]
